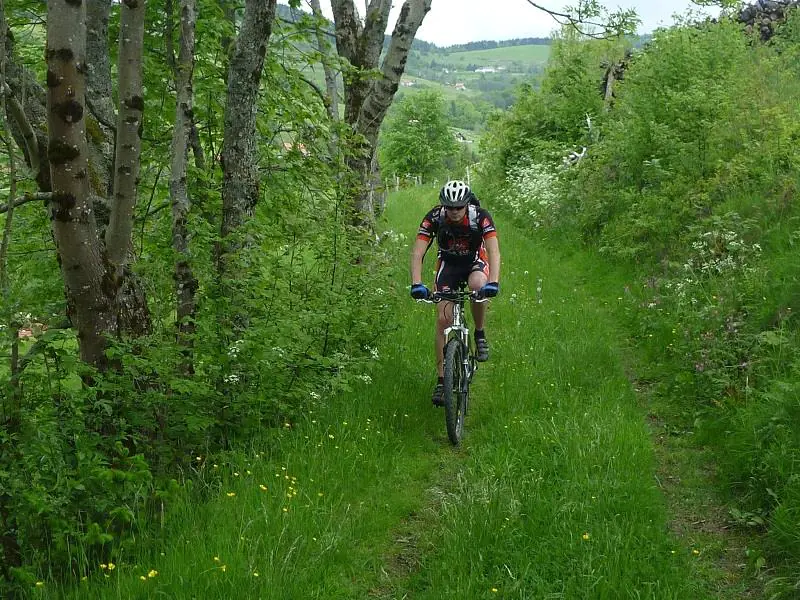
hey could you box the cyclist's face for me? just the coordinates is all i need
[444,205,466,221]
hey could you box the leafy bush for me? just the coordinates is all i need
[477,12,800,573]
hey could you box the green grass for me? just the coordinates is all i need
[41,190,724,599]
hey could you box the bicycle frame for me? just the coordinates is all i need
[434,289,487,383]
[442,294,475,384]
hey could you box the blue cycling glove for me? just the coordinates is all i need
[480,282,499,298]
[410,283,431,300]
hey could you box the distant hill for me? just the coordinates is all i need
[274,3,552,136]
[410,37,552,53]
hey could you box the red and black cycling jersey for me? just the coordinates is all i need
[417,205,497,265]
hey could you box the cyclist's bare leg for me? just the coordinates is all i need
[436,301,454,377]
[468,271,488,329]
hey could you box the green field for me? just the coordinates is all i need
[440,44,551,69]
[401,43,550,113]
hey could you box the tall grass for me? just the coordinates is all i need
[40,190,728,599]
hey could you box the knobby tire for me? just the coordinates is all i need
[443,338,467,445]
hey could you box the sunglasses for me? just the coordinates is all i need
[444,205,466,211]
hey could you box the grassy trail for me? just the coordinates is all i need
[53,190,721,599]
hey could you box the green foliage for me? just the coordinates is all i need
[378,90,458,182]
[478,31,629,192]
[478,9,800,580]
[0,6,397,596]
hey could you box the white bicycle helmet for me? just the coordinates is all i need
[439,180,471,207]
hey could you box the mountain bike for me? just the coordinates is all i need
[421,289,487,445]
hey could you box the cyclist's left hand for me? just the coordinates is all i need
[480,282,499,298]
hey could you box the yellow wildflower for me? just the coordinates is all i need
[582,533,590,541]
[148,570,158,578]
[227,492,236,497]
[35,582,44,588]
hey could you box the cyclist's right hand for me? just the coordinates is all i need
[410,283,431,300]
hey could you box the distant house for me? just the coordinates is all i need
[401,79,416,87]
[454,82,466,91]
[475,67,496,73]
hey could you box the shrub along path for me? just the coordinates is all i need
[57,190,748,599]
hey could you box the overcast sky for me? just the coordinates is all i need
[316,1,721,47]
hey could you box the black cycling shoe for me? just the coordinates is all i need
[431,383,445,407]
[475,337,489,362]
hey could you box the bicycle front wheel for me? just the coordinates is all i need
[443,338,468,446]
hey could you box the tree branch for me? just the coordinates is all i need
[1,83,39,175]
[276,60,328,107]
[523,0,638,39]
[0,192,51,215]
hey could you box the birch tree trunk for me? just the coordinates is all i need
[105,0,152,338]
[330,0,431,223]
[46,0,116,367]
[167,0,206,171]
[171,0,199,367]
[220,0,277,240]
[106,0,146,271]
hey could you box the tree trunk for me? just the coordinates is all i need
[220,0,277,240]
[2,26,50,191]
[46,0,116,367]
[171,0,199,370]
[168,0,206,171]
[0,130,20,583]
[330,0,432,224]
[107,0,152,338]
[106,0,146,272]
[86,0,115,209]
[3,1,152,342]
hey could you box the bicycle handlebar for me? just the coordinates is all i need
[417,290,489,304]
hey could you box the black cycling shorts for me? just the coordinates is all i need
[434,258,489,292]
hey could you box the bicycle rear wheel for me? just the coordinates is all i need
[443,338,468,445]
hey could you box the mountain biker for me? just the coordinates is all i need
[409,180,501,407]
